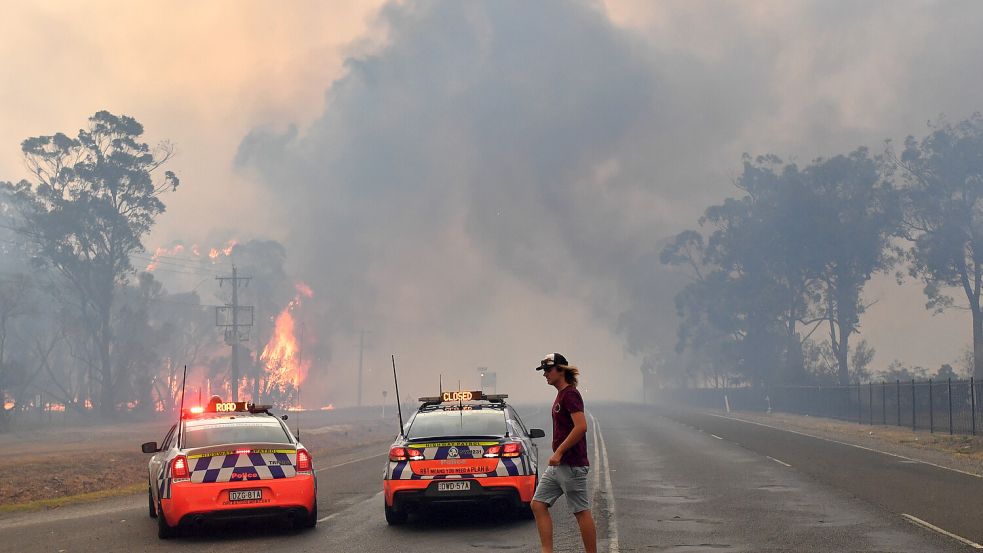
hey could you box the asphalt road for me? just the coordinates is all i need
[0,403,977,552]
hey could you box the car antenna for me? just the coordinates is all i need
[178,364,188,449]
[439,374,443,395]
[296,322,303,441]
[296,382,301,441]
[392,355,405,439]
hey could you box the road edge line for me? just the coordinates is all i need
[589,413,620,553]
[702,412,983,479]
[766,455,791,467]
[902,513,983,549]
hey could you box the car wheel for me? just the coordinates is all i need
[148,485,157,519]
[300,499,318,529]
[384,503,407,525]
[157,499,177,539]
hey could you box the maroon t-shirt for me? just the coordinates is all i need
[552,385,589,467]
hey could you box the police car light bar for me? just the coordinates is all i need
[418,391,508,403]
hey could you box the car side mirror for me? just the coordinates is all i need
[141,441,158,454]
[281,415,289,420]
[528,428,546,439]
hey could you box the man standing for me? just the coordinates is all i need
[531,352,597,553]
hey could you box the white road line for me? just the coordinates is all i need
[902,513,983,549]
[315,452,387,474]
[709,434,723,440]
[766,456,791,467]
[590,411,601,492]
[317,491,383,523]
[589,413,620,553]
[704,412,983,479]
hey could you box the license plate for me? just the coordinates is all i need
[437,481,471,492]
[228,489,262,502]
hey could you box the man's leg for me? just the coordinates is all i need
[574,509,597,553]
[531,500,553,553]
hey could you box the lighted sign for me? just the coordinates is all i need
[441,391,483,402]
[214,401,248,412]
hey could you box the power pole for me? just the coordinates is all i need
[216,265,253,401]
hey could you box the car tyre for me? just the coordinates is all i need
[384,503,407,525]
[157,499,177,539]
[300,499,318,529]
[148,485,157,519]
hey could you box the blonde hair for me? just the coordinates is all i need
[560,364,579,386]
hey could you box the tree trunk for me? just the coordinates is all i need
[98,306,114,417]
[974,308,983,380]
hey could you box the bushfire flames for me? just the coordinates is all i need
[145,239,238,271]
[260,283,314,398]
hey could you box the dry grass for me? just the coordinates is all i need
[0,413,396,513]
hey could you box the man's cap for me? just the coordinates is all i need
[536,352,569,371]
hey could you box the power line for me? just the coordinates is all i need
[215,266,253,401]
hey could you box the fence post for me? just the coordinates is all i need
[972,377,977,436]
[869,382,873,425]
[897,379,901,426]
[882,381,887,425]
[929,378,934,433]
[857,383,862,424]
[912,379,916,431]
[948,378,953,435]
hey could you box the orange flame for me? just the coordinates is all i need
[146,240,238,271]
[320,404,335,411]
[260,283,314,396]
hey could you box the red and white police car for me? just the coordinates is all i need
[383,391,545,524]
[142,399,317,538]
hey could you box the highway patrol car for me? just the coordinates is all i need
[383,391,545,524]
[142,399,317,538]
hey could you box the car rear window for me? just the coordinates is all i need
[406,408,506,439]
[183,419,291,448]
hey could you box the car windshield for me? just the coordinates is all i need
[406,408,506,439]
[183,419,291,449]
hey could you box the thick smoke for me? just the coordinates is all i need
[234,0,983,402]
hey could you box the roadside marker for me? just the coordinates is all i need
[902,513,983,549]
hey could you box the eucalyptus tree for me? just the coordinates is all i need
[896,114,983,378]
[1,111,179,416]
[804,148,901,384]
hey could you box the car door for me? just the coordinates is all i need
[150,424,176,502]
[509,407,539,473]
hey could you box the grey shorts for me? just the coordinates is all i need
[532,464,591,513]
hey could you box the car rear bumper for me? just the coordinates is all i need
[384,475,536,509]
[162,474,315,527]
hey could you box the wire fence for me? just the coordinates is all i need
[656,378,983,436]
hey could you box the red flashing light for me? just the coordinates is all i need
[235,448,251,455]
[389,447,408,462]
[189,406,204,414]
[171,455,190,479]
[296,449,312,472]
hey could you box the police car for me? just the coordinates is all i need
[141,399,317,538]
[383,391,545,524]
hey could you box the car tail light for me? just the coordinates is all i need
[407,448,424,460]
[389,447,408,462]
[483,445,502,458]
[502,442,523,458]
[296,449,312,473]
[171,455,190,480]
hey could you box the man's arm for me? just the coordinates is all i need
[549,411,588,465]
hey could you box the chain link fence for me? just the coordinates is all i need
[655,378,983,436]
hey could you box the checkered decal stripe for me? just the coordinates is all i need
[389,455,525,480]
[188,451,297,483]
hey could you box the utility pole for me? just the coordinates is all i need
[216,265,253,401]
